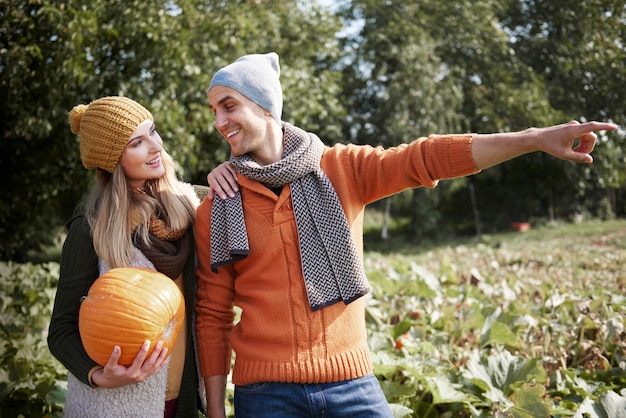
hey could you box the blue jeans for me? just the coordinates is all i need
[233,373,393,418]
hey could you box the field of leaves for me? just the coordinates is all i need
[1,220,625,417]
[365,219,626,417]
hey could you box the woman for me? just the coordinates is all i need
[48,96,207,417]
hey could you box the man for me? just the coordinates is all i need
[195,52,617,418]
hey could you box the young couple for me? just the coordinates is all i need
[49,53,616,417]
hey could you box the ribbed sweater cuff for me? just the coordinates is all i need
[426,133,479,179]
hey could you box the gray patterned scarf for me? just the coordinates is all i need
[210,122,370,311]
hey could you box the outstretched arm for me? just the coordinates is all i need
[471,120,618,170]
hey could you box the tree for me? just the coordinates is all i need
[0,0,344,261]
[1,0,88,261]
[2,0,624,260]
[503,0,626,217]
[339,0,625,238]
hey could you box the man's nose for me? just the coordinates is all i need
[215,111,229,129]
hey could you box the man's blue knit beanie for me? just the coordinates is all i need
[208,52,283,122]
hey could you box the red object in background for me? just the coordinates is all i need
[511,222,531,232]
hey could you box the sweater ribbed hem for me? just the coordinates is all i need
[231,346,373,386]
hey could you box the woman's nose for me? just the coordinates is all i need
[150,136,163,151]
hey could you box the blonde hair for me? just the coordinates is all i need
[84,148,199,268]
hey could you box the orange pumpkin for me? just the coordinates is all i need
[78,267,185,367]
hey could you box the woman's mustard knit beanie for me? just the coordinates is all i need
[69,96,153,173]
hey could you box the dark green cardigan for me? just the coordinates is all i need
[47,204,204,417]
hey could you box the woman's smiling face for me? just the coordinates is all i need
[119,119,165,189]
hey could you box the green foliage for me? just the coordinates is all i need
[0,1,86,261]
[3,220,626,416]
[0,262,65,417]
[2,0,626,258]
[339,0,626,236]
[0,0,345,260]
[364,219,626,416]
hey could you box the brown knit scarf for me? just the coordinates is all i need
[134,214,190,280]
[210,122,370,311]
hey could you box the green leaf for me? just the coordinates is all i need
[45,382,67,405]
[598,390,626,418]
[388,403,414,418]
[482,321,521,350]
[509,383,551,418]
[423,375,480,405]
[463,348,547,402]
[574,390,626,418]
[575,397,610,418]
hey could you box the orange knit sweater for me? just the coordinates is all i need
[195,134,478,385]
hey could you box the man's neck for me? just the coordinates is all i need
[252,119,284,166]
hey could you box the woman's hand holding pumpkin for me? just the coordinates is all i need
[90,340,169,389]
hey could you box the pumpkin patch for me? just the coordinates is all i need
[78,267,185,367]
